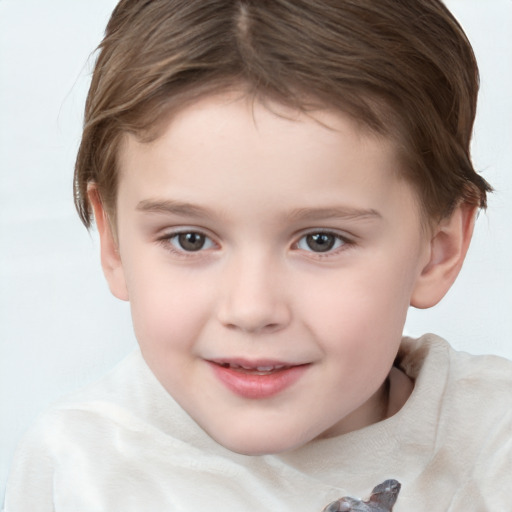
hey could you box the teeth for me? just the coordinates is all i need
[256,365,287,371]
[220,363,288,372]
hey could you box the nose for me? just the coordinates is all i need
[216,253,291,334]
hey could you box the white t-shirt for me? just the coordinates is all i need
[4,334,512,511]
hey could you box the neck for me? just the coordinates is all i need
[385,365,414,418]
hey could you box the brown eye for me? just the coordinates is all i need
[171,232,212,252]
[306,233,335,252]
[297,232,345,253]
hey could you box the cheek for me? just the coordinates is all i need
[123,260,213,353]
[299,256,418,353]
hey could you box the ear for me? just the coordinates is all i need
[411,203,477,309]
[87,185,129,301]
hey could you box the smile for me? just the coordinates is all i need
[207,359,310,399]
[217,362,291,375]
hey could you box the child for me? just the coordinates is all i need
[4,0,511,510]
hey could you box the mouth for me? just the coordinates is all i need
[214,361,294,375]
[207,359,310,399]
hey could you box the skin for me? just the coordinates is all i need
[91,90,476,455]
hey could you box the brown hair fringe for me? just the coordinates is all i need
[74,0,492,228]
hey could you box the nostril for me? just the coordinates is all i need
[222,319,285,334]
[238,322,282,334]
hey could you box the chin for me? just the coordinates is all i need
[221,440,293,456]
[209,426,309,456]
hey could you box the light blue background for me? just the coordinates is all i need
[1,0,511,504]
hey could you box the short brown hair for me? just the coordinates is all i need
[74,0,491,228]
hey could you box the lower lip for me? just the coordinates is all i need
[208,363,309,399]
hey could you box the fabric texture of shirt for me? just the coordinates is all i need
[4,334,512,511]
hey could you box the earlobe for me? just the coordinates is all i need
[87,185,129,301]
[410,204,477,309]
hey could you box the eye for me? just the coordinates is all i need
[167,231,216,252]
[296,232,346,253]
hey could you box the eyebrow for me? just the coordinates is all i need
[288,206,382,223]
[136,199,214,219]
[136,198,382,223]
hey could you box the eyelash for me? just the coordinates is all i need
[156,229,353,258]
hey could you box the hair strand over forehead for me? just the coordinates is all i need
[74,0,491,228]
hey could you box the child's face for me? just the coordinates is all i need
[108,91,432,454]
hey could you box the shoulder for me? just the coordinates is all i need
[4,349,175,509]
[444,343,512,507]
[399,333,512,405]
[5,352,137,471]
[10,348,173,447]
[441,336,512,440]
[401,333,512,421]
[430,334,509,406]
[399,334,512,477]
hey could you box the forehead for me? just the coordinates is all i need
[119,89,400,176]
[115,90,421,226]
